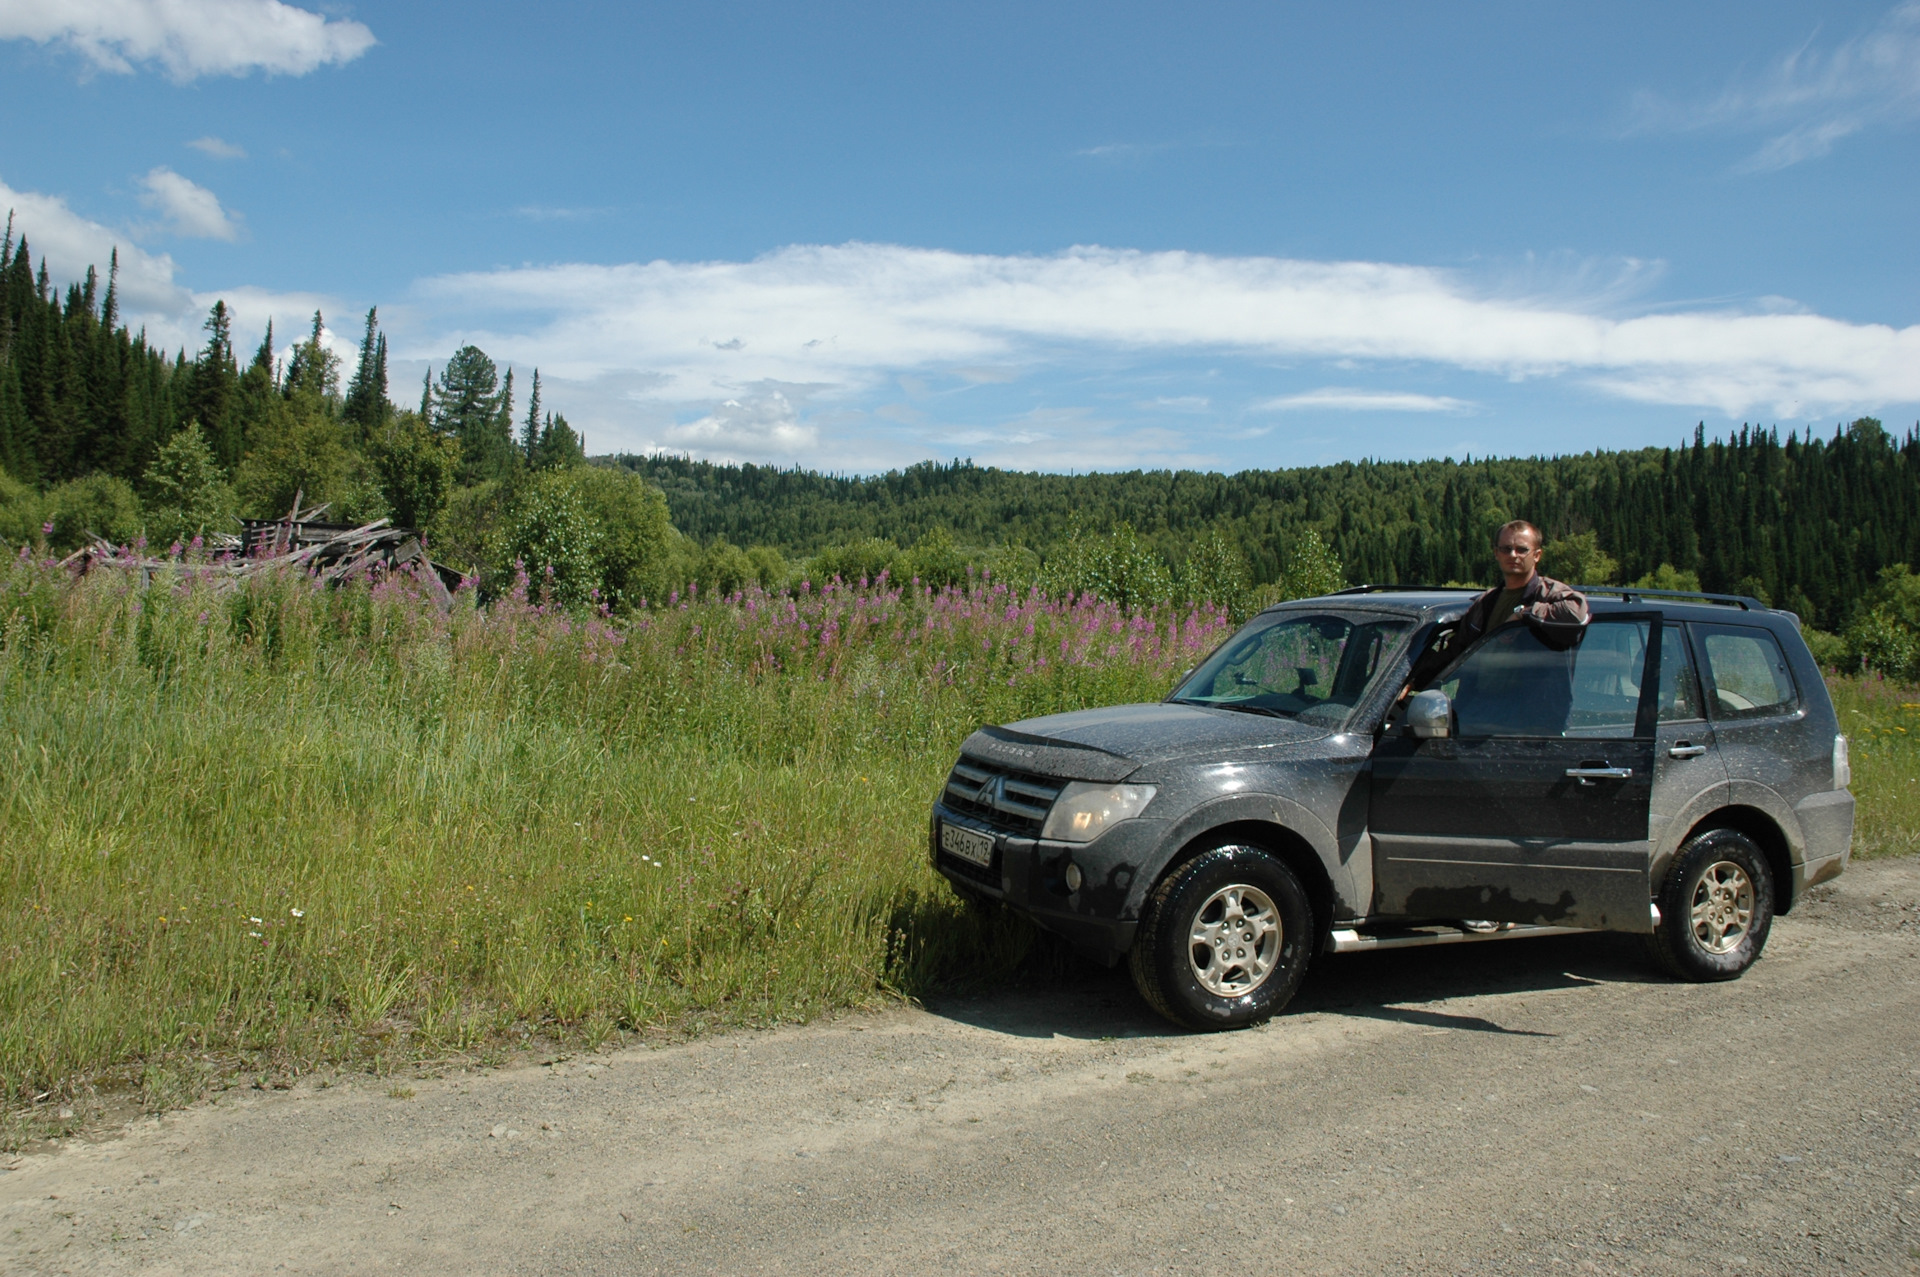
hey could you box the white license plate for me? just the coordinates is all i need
[940,822,995,868]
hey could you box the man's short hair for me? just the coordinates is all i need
[1493,520,1542,549]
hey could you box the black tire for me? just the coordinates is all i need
[1645,828,1775,981]
[1128,844,1315,1031]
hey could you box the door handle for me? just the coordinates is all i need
[1668,743,1708,759]
[1565,766,1633,786]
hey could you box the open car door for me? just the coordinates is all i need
[1369,612,1662,932]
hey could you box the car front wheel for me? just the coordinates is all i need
[1128,844,1314,1030]
[1646,828,1775,981]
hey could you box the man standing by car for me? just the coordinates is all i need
[1406,520,1590,692]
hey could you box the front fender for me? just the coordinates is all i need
[1122,791,1344,922]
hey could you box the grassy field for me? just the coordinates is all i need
[2,556,1915,1144]
[1830,672,1920,857]
[0,556,1232,1140]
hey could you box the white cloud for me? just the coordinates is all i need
[653,389,820,460]
[0,176,188,314]
[1257,388,1475,414]
[137,167,240,240]
[1629,2,1920,170]
[0,0,376,81]
[411,242,1920,428]
[188,135,246,159]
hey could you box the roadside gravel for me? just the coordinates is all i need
[4,857,1917,1276]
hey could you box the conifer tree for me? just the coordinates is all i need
[522,370,542,459]
[342,307,390,442]
[188,300,241,472]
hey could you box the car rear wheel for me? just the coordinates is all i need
[1128,844,1314,1030]
[1645,828,1775,981]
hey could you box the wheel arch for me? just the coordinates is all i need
[1160,820,1337,948]
[1679,806,1796,913]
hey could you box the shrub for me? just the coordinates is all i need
[43,474,143,552]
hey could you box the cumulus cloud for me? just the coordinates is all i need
[412,242,1920,425]
[137,167,240,240]
[1628,2,1920,170]
[0,176,188,314]
[0,0,376,81]
[188,135,246,159]
[1257,388,1475,414]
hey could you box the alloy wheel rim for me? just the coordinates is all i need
[1688,860,1755,955]
[1188,883,1282,996]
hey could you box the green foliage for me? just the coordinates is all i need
[622,420,1920,632]
[429,480,509,578]
[0,465,41,547]
[498,466,676,607]
[806,536,906,587]
[235,401,360,520]
[1632,563,1704,592]
[1042,519,1174,610]
[1540,529,1618,586]
[900,526,968,589]
[371,410,459,529]
[1251,526,1348,607]
[1179,526,1252,616]
[501,470,604,606]
[0,562,1229,1112]
[433,345,515,485]
[141,421,238,547]
[1844,565,1920,682]
[43,473,142,551]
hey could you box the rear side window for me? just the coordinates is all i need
[1658,623,1704,722]
[1698,625,1797,720]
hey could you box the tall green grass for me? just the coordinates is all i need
[1829,672,1920,857]
[0,557,1231,1125]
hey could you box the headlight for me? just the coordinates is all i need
[1040,782,1157,843]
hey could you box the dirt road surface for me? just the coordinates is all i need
[5,858,1918,1276]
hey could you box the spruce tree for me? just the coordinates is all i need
[342,307,390,442]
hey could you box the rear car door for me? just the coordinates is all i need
[1369,613,1662,931]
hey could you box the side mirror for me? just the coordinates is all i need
[1407,689,1451,739]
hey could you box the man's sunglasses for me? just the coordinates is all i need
[1495,543,1536,554]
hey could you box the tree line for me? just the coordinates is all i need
[3,227,1918,666]
[619,418,1920,634]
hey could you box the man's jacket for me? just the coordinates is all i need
[1407,573,1590,692]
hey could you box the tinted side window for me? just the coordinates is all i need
[1448,619,1649,739]
[1658,623,1704,722]
[1698,625,1797,720]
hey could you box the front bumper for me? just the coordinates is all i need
[929,801,1165,965]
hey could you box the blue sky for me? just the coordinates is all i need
[1,1,1916,473]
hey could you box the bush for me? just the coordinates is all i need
[1632,563,1703,593]
[142,422,239,548]
[806,537,904,587]
[1844,565,1920,681]
[1042,519,1173,611]
[1541,530,1617,586]
[43,474,143,552]
[0,466,40,548]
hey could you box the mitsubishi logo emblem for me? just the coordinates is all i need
[974,775,1000,806]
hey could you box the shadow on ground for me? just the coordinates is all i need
[924,929,1660,1041]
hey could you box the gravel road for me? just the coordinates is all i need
[5,857,1918,1276]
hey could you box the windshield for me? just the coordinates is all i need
[1171,612,1411,725]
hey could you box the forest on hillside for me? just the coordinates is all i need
[4,228,1920,670]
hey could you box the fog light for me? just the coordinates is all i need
[1064,862,1084,892]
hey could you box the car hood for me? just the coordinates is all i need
[960,702,1333,781]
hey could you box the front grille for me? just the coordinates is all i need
[942,757,1064,836]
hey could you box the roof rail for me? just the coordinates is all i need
[1573,586,1766,611]
[1332,582,1773,613]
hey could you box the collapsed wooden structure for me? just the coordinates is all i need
[59,495,463,609]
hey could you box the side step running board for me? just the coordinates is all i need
[1327,903,1662,953]
[1327,924,1585,952]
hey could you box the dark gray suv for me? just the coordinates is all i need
[930,587,1855,1030]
